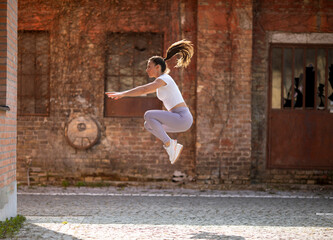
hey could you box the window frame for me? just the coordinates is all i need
[269,43,333,112]
[18,30,51,117]
[104,32,164,118]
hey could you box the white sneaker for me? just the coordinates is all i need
[171,143,183,165]
[164,139,177,162]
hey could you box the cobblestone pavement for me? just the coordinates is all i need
[10,186,333,240]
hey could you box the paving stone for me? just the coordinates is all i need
[8,186,333,239]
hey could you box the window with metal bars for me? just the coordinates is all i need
[18,31,50,116]
[104,32,163,117]
[270,45,333,112]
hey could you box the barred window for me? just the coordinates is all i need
[271,45,333,111]
[104,33,163,117]
[18,31,50,116]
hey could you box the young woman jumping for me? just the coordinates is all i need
[106,39,194,164]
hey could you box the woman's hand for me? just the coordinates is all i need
[105,92,124,100]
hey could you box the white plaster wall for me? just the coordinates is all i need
[0,182,17,221]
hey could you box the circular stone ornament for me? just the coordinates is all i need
[65,116,100,150]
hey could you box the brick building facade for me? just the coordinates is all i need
[0,0,17,221]
[15,0,333,187]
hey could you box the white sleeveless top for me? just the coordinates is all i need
[156,74,185,111]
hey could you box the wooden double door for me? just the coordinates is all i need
[268,45,333,170]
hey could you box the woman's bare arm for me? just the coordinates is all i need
[105,78,166,100]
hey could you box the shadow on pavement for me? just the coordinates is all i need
[10,221,80,240]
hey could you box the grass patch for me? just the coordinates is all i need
[62,180,112,188]
[61,180,70,188]
[75,181,87,187]
[74,181,112,188]
[0,215,26,239]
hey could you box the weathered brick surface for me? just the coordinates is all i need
[196,0,253,185]
[15,0,333,187]
[251,0,333,185]
[0,0,17,188]
[0,0,17,222]
[17,0,197,185]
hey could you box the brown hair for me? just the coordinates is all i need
[149,39,194,74]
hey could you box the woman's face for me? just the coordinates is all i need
[146,60,160,78]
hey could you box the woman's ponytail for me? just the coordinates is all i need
[164,39,194,68]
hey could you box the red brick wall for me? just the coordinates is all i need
[0,0,17,189]
[196,0,253,185]
[0,0,17,221]
[252,0,333,184]
[16,0,333,187]
[17,0,197,185]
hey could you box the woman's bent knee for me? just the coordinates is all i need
[144,110,153,121]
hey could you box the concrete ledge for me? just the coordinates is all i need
[269,32,333,44]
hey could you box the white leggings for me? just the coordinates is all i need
[144,107,193,144]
